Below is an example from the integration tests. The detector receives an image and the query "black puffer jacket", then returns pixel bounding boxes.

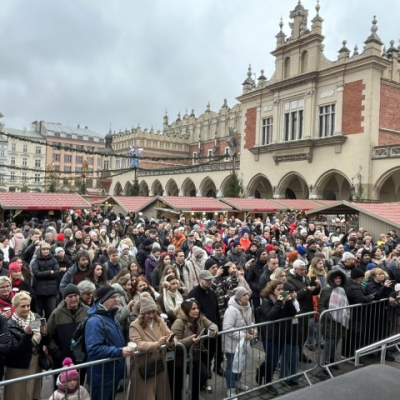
[31,254,60,296]
[6,314,50,369]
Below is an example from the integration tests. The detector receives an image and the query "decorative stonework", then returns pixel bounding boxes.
[273,152,313,166]
[320,89,335,98]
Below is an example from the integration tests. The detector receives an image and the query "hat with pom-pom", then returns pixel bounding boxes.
[59,357,79,383]
[139,291,157,314]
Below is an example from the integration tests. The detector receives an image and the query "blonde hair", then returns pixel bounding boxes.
[12,291,31,307]
[0,276,11,286]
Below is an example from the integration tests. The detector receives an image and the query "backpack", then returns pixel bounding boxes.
[70,314,107,364]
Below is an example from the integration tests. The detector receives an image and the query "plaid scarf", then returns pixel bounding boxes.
[328,286,350,329]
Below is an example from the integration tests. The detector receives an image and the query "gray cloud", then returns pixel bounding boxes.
[1,0,399,135]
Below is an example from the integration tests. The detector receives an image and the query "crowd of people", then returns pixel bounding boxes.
[0,209,398,400]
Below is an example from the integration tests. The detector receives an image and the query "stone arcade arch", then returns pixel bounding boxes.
[165,179,179,196]
[139,181,149,196]
[199,177,217,198]
[277,172,309,199]
[314,170,351,200]
[181,178,197,197]
[374,168,400,201]
[151,180,164,196]
[247,174,273,198]
[124,181,132,195]
[113,182,123,196]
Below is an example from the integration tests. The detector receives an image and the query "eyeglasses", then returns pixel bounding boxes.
[185,298,196,303]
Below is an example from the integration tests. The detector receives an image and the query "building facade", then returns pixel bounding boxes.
[107,1,400,202]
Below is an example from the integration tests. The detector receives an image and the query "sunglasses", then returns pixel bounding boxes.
[185,298,196,303]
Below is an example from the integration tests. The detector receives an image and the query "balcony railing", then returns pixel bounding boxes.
[372,145,400,159]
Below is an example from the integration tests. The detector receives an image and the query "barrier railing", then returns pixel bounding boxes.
[317,298,398,377]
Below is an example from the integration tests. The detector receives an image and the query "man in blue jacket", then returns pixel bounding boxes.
[85,285,134,400]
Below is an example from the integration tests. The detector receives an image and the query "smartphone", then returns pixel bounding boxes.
[30,320,41,330]
[310,277,316,286]
[40,318,46,327]
[168,333,176,342]
[281,291,289,298]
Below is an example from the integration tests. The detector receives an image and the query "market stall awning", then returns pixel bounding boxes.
[219,198,286,212]
[0,193,91,210]
[156,196,232,212]
[306,201,400,228]
[272,199,330,211]
[109,196,157,214]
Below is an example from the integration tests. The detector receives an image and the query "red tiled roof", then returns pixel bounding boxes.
[354,202,400,225]
[112,196,157,213]
[158,196,232,212]
[0,193,90,210]
[220,198,286,212]
[272,199,323,211]
[315,200,339,206]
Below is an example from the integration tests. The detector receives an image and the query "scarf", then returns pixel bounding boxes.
[12,311,42,346]
[12,279,23,288]
[163,289,183,314]
[328,286,350,329]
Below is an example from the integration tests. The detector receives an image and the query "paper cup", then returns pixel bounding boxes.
[128,342,137,351]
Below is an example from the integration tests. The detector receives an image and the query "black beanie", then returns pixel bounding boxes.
[95,285,118,304]
[143,238,154,247]
[361,249,371,257]
[63,284,80,299]
[256,247,266,260]
[205,258,218,270]
[350,268,365,280]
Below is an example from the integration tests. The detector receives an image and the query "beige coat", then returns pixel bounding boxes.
[129,318,174,400]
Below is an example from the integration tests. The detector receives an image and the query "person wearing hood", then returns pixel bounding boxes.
[145,245,161,283]
[129,291,176,400]
[86,285,134,400]
[223,287,256,400]
[186,246,207,273]
[136,238,154,270]
[171,298,218,400]
[30,242,60,319]
[318,270,349,368]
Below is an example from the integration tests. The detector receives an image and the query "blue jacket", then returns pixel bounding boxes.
[85,303,125,387]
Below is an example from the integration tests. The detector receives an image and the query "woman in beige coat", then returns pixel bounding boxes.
[129,292,176,400]
[171,299,218,400]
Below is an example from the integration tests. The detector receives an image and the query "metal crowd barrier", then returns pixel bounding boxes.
[0,342,187,400]
[317,298,398,377]
[192,311,319,400]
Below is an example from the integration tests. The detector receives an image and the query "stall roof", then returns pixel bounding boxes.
[156,196,232,212]
[109,196,157,213]
[272,199,328,211]
[219,198,286,212]
[306,201,400,229]
[0,193,91,210]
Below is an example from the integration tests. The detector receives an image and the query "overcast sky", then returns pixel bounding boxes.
[1,0,399,136]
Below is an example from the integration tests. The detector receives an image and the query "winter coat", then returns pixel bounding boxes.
[247,260,265,298]
[85,303,125,387]
[119,253,137,270]
[257,296,297,343]
[174,261,199,292]
[287,271,321,313]
[332,261,353,279]
[145,254,159,282]
[50,382,90,400]
[47,300,89,366]
[112,282,132,337]
[318,270,348,338]
[31,254,60,296]
[171,309,217,365]
[222,296,253,354]
[6,314,50,369]
[59,264,88,296]
[345,279,374,305]
[129,317,174,400]
[11,232,25,256]
[365,277,396,300]
[0,315,12,374]
[226,250,247,268]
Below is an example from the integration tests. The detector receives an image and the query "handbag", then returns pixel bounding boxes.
[38,347,53,371]
[138,359,165,379]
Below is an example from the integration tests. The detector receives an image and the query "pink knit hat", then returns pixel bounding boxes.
[59,357,79,383]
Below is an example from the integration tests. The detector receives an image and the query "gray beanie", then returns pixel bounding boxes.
[234,286,250,301]
[63,284,80,299]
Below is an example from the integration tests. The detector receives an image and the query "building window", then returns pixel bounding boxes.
[22,158,27,167]
[87,146,94,152]
[53,153,60,162]
[76,145,84,151]
[0,149,4,157]
[319,104,336,137]
[10,172,16,181]
[52,142,61,150]
[34,174,41,182]
[64,154,72,163]
[207,149,213,159]
[192,152,198,165]
[116,159,121,169]
[11,143,16,152]
[53,165,60,171]
[224,147,230,161]
[261,117,273,145]
[35,159,41,168]
[76,167,82,173]
[284,99,304,141]
[76,156,83,163]
[87,157,94,165]
[22,172,27,182]
[35,146,42,154]
[64,166,71,172]
[23,144,28,152]
[11,157,16,165]
[86,178,93,188]
[103,160,109,170]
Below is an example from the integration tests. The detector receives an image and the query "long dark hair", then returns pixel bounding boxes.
[260,279,283,298]
[180,298,201,321]
[86,263,107,284]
